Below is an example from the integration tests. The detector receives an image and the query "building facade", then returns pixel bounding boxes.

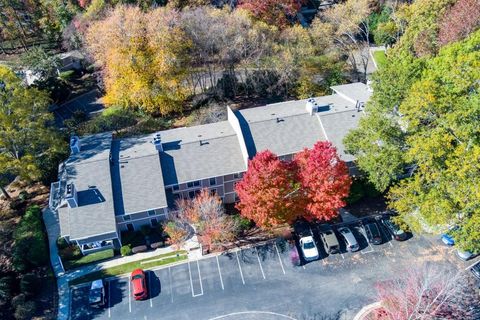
[50,82,371,254]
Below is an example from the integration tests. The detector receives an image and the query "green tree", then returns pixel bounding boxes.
[0,66,66,191]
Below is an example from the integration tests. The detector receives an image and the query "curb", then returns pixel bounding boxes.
[353,302,382,320]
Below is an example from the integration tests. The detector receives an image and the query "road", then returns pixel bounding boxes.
[70,222,478,320]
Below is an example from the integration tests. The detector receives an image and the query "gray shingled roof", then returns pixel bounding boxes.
[318,109,363,162]
[331,82,372,104]
[111,136,168,215]
[59,133,117,240]
[159,121,247,186]
[236,94,356,158]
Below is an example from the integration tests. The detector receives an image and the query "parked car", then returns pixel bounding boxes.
[364,222,382,245]
[320,230,340,254]
[299,236,319,261]
[89,280,106,308]
[470,263,480,280]
[456,249,478,261]
[337,227,359,252]
[382,219,407,241]
[441,226,459,246]
[131,269,148,300]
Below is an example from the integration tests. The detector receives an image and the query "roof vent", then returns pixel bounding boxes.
[70,136,80,154]
[152,133,163,152]
[306,98,316,115]
[355,100,364,112]
[65,183,78,208]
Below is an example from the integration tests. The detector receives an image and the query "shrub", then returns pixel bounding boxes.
[132,245,148,254]
[58,70,75,81]
[150,241,164,249]
[59,245,82,261]
[20,274,40,296]
[12,206,48,271]
[14,300,36,320]
[56,237,69,250]
[233,214,253,233]
[0,276,15,301]
[11,293,26,309]
[120,245,132,256]
[18,191,29,201]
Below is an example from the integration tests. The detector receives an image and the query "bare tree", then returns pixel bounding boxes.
[311,0,372,81]
[375,263,480,320]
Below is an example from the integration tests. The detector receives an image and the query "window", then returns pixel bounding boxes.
[151,219,158,227]
[123,215,131,221]
[148,210,156,216]
[173,185,179,191]
[210,188,217,196]
[233,173,241,179]
[209,177,216,186]
[189,191,195,199]
[187,181,200,188]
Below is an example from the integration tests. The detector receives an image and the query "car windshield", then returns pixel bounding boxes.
[304,241,315,249]
[134,291,144,296]
[132,274,143,280]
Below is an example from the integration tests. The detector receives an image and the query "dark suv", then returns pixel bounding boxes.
[364,221,382,245]
[382,219,407,241]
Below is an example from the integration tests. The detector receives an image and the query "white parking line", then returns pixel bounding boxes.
[216,256,225,290]
[196,260,204,296]
[274,243,286,275]
[108,281,111,317]
[188,261,204,297]
[302,265,306,270]
[361,244,375,254]
[168,267,173,303]
[379,224,394,247]
[255,248,266,279]
[128,277,132,313]
[236,251,246,285]
[149,273,152,308]
[340,253,345,259]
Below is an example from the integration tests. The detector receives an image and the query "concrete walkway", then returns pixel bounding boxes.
[43,206,202,320]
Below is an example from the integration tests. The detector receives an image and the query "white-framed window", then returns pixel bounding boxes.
[123,215,131,221]
[173,185,179,191]
[233,173,241,179]
[209,177,216,186]
[148,210,156,216]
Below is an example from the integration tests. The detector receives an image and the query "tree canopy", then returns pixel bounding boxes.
[344,0,480,251]
[0,66,65,183]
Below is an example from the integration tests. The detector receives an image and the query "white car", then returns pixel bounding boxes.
[337,227,359,252]
[299,236,319,261]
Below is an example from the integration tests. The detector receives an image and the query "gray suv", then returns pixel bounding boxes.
[320,230,340,254]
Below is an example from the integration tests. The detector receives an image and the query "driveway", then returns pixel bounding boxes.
[70,219,477,320]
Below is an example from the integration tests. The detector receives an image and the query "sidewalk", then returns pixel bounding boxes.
[43,206,202,320]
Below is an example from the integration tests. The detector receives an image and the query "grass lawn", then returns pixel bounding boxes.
[64,249,115,270]
[69,250,188,286]
[373,50,387,69]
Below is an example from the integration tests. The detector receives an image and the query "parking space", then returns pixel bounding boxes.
[71,221,464,320]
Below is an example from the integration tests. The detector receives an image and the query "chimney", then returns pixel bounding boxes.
[152,133,163,152]
[306,98,316,115]
[70,136,81,154]
[65,183,78,208]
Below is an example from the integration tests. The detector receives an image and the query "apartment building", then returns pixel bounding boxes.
[49,82,371,254]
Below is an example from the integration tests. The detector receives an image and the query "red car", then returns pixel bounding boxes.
[130,269,148,300]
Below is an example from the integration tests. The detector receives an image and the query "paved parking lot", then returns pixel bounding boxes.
[71,219,478,320]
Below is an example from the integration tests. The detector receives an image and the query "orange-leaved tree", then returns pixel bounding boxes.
[238,0,305,29]
[294,141,351,222]
[85,5,190,115]
[177,189,237,251]
[235,150,302,228]
[164,221,188,250]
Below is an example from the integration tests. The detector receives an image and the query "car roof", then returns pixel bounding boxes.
[90,280,104,289]
[132,277,144,293]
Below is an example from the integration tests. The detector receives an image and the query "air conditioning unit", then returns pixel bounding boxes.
[65,183,78,208]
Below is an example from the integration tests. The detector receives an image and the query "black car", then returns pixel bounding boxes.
[89,280,106,308]
[471,263,480,281]
[382,219,407,241]
[364,222,382,245]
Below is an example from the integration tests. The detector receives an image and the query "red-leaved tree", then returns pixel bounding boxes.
[235,151,301,228]
[438,0,480,46]
[238,0,305,29]
[294,141,351,222]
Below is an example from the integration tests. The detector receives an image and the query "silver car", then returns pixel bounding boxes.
[337,227,359,252]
